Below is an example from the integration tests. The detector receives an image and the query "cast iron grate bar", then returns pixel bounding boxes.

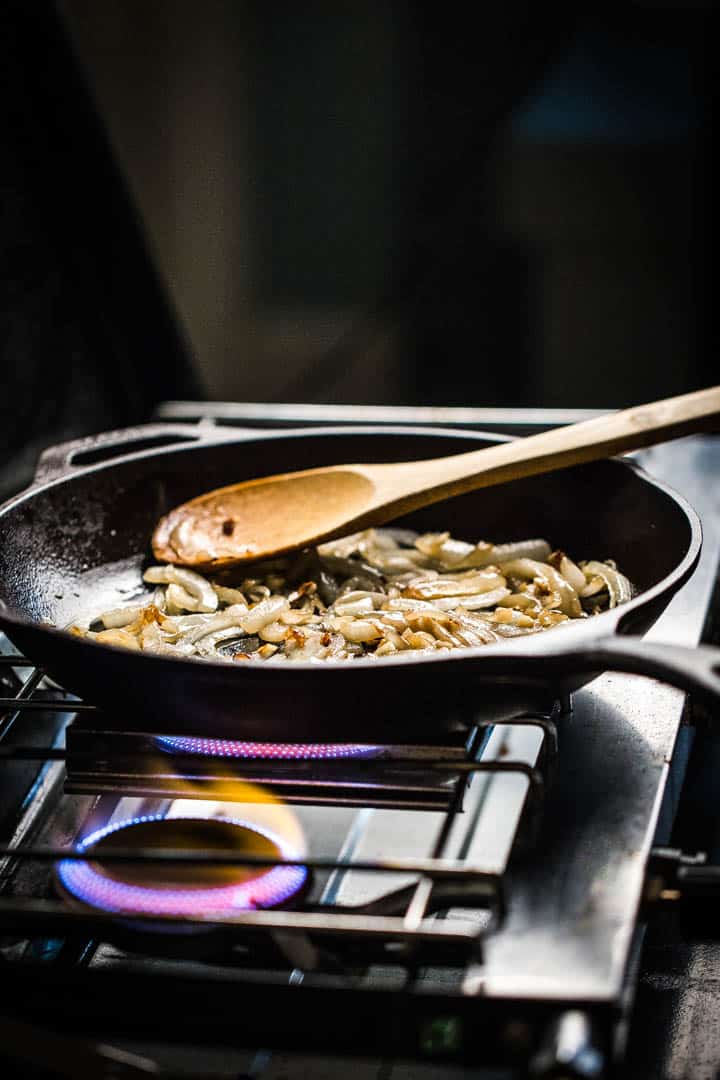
[0,744,543,783]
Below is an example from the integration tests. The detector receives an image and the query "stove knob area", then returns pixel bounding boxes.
[529,1010,605,1078]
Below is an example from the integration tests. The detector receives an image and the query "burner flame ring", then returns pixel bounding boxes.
[155,734,382,760]
[56,814,308,922]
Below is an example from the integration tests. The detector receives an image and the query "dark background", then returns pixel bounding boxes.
[0,1,715,492]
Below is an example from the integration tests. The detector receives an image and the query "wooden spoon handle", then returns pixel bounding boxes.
[371,385,720,508]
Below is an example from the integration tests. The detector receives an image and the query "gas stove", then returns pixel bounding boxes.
[1,403,719,1079]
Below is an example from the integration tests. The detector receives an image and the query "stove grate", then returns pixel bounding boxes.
[0,650,552,959]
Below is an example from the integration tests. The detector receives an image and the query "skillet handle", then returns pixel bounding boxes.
[555,636,720,711]
[33,421,254,483]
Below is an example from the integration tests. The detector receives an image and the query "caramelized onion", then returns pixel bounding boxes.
[69,529,632,663]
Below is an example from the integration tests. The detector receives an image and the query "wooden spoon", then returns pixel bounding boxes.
[153,385,720,569]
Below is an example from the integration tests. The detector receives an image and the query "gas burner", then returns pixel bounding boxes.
[155,734,383,760]
[56,815,308,922]
[65,722,473,808]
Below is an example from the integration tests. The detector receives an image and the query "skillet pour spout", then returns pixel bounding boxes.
[0,421,709,739]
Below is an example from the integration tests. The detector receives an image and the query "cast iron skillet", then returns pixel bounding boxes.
[0,423,718,742]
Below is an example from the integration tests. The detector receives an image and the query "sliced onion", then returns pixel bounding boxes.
[100,605,148,629]
[581,561,633,608]
[377,626,410,651]
[213,584,248,606]
[401,629,437,650]
[403,570,506,601]
[365,550,431,574]
[432,586,511,611]
[451,612,500,644]
[491,607,535,628]
[316,530,369,558]
[143,566,218,612]
[176,605,249,645]
[382,597,446,613]
[497,592,542,614]
[242,596,290,634]
[280,608,321,626]
[165,583,199,614]
[580,575,606,598]
[493,623,535,638]
[94,628,141,650]
[139,621,195,656]
[537,610,571,628]
[329,617,383,643]
[550,552,587,593]
[377,527,419,548]
[333,591,378,617]
[258,620,290,643]
[500,558,581,618]
[457,627,497,647]
[459,538,551,568]
[285,630,327,660]
[257,643,279,659]
[414,532,476,566]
